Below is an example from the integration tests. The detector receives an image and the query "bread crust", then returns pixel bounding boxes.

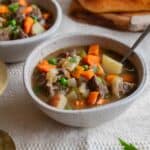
[78,0,150,13]
[69,0,150,32]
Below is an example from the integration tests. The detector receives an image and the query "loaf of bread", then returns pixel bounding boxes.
[78,0,150,13]
[69,0,150,32]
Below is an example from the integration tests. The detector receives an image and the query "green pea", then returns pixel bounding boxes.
[59,77,68,86]
[48,58,57,65]
[8,19,16,26]
[7,19,17,31]
[8,3,19,12]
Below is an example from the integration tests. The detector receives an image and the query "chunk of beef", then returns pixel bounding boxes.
[87,76,109,98]
[0,17,6,27]
[58,68,71,78]
[58,52,70,58]
[15,6,25,23]
[119,82,135,95]
[18,28,28,38]
[0,27,11,41]
[35,72,50,96]
[36,72,47,87]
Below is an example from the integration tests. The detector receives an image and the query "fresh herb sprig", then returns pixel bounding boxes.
[119,138,138,150]
[8,3,19,13]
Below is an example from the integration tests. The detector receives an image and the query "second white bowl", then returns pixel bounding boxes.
[0,0,62,63]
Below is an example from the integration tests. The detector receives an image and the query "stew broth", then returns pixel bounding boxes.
[32,44,138,110]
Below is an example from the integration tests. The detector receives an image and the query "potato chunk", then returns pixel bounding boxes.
[32,22,45,35]
[102,54,123,74]
[49,94,67,109]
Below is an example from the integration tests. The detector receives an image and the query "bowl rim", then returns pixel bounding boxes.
[0,0,62,45]
[24,33,148,114]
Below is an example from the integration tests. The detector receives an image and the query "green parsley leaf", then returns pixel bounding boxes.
[8,19,16,26]
[8,3,19,13]
[119,138,138,150]
[32,16,38,22]
[7,19,17,31]
[48,58,57,65]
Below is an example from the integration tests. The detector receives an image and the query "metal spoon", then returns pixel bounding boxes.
[121,24,150,63]
[0,130,16,150]
[0,60,8,96]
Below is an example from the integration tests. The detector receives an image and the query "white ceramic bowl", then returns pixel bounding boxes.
[24,33,147,127]
[0,0,62,63]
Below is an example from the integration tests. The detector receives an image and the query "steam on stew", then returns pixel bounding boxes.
[32,44,138,110]
[0,0,53,40]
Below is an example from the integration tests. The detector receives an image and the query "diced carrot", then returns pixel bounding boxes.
[81,70,94,80]
[83,55,100,66]
[106,74,118,84]
[43,13,50,20]
[37,60,56,72]
[87,91,99,105]
[19,0,28,6]
[0,5,9,14]
[97,64,105,76]
[23,6,33,15]
[121,73,136,83]
[88,44,99,56]
[49,94,60,107]
[72,66,84,79]
[91,64,105,76]
[96,98,110,105]
[75,100,80,107]
[23,16,34,34]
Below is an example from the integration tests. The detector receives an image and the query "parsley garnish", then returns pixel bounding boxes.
[48,58,57,65]
[8,3,19,13]
[119,138,138,150]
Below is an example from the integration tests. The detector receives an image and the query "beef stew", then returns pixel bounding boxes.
[0,0,53,40]
[32,44,138,110]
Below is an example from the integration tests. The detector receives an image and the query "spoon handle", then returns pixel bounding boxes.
[121,24,150,63]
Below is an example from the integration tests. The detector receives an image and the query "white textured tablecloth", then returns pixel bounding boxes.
[0,0,150,149]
